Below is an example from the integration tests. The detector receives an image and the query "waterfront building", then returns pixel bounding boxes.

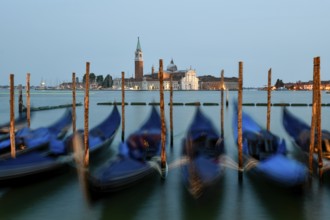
[181,69,199,90]
[199,75,238,90]
[113,38,237,90]
[142,59,199,90]
[284,80,330,90]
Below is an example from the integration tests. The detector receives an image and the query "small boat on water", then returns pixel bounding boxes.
[233,104,308,188]
[0,109,72,158]
[0,106,121,185]
[88,106,163,193]
[181,107,225,198]
[282,107,330,177]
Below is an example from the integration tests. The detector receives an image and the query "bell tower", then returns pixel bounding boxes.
[135,37,144,80]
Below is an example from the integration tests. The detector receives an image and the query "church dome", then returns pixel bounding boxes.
[166,59,178,72]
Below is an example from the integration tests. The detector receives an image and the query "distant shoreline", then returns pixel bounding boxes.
[0,86,330,92]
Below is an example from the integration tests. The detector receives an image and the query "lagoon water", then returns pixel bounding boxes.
[1,89,330,220]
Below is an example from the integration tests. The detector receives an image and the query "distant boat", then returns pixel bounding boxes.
[35,80,47,90]
[276,87,288,91]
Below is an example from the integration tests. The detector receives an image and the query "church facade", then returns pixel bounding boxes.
[112,38,237,90]
[113,38,199,90]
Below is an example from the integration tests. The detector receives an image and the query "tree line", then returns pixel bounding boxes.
[82,73,113,88]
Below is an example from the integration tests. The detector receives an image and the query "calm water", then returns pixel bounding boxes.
[1,89,330,220]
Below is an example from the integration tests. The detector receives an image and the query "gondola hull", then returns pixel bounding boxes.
[246,154,307,187]
[64,105,121,158]
[0,106,121,185]
[181,107,225,198]
[181,155,224,195]
[233,104,308,188]
[89,156,158,193]
[0,108,73,157]
[0,112,29,134]
[0,152,73,185]
[88,106,162,193]
[282,107,330,178]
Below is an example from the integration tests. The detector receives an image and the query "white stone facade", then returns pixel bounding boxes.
[181,69,199,90]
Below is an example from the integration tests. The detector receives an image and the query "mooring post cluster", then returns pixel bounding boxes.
[4,56,327,187]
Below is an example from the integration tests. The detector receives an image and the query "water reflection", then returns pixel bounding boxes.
[99,175,159,220]
[248,173,306,220]
[0,169,76,219]
[180,173,225,220]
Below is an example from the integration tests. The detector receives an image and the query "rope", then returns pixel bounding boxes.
[148,157,162,174]
[244,158,259,171]
[149,154,260,173]
[148,156,169,177]
[168,156,189,169]
[219,155,239,170]
[219,154,260,171]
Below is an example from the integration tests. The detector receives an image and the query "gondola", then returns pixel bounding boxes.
[0,106,121,185]
[88,106,163,193]
[0,109,72,158]
[282,107,330,177]
[181,107,225,198]
[0,112,30,135]
[233,104,308,188]
[63,105,121,158]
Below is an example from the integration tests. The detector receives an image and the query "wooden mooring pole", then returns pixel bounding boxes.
[170,75,173,148]
[72,68,90,203]
[315,57,323,179]
[121,71,125,142]
[72,72,77,133]
[220,69,224,138]
[159,59,167,178]
[309,92,316,176]
[18,84,23,115]
[10,74,16,158]
[238,62,243,181]
[226,89,229,107]
[26,73,31,128]
[84,62,90,168]
[267,68,272,131]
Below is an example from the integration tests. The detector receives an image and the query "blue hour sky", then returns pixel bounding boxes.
[1,0,329,87]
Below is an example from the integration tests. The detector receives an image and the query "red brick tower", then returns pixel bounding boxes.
[135,37,144,80]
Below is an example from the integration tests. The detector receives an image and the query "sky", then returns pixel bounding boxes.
[1,0,329,87]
